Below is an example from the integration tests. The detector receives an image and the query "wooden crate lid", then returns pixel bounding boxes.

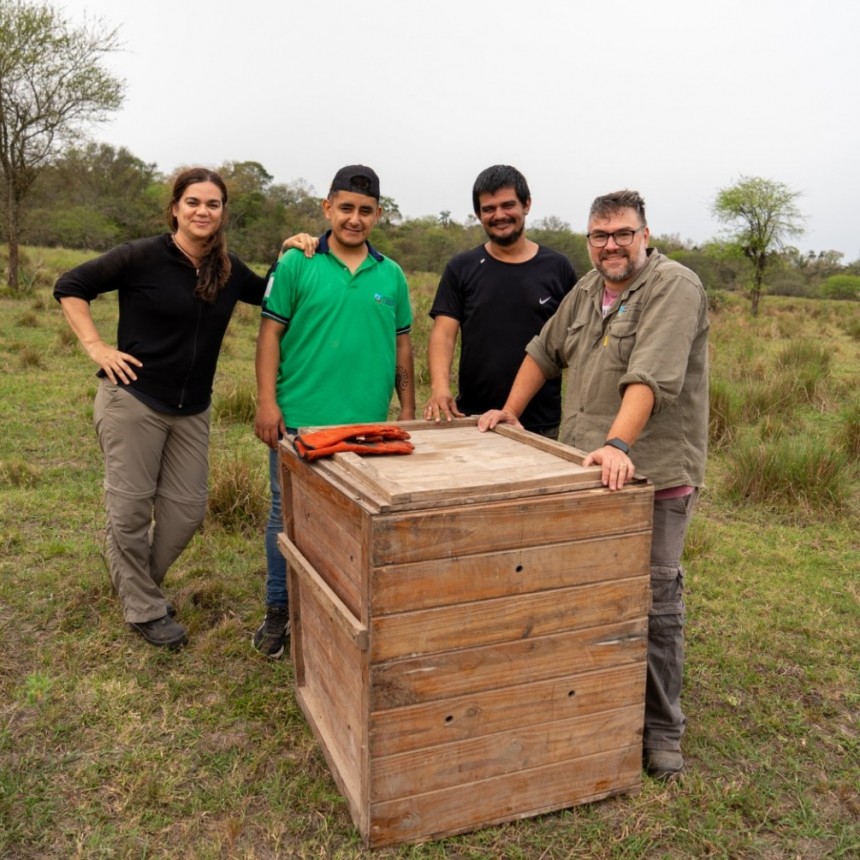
[292,420,609,510]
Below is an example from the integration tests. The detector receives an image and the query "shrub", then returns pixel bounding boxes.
[819,274,860,301]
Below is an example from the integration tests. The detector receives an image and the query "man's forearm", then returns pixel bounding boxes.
[501,355,548,417]
[255,320,284,406]
[395,335,416,417]
[605,383,655,446]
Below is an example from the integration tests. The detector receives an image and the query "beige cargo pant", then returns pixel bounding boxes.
[93,381,210,624]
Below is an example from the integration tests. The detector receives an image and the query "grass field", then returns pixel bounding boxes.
[1,247,858,859]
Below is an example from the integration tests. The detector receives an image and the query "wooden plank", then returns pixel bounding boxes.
[370,619,647,709]
[369,663,645,757]
[279,534,368,651]
[291,478,364,618]
[371,703,643,802]
[366,745,642,848]
[370,484,654,566]
[292,576,366,810]
[370,576,650,661]
[371,531,652,614]
[295,682,368,836]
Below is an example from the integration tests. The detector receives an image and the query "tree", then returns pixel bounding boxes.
[25,142,162,248]
[0,0,123,289]
[712,176,805,315]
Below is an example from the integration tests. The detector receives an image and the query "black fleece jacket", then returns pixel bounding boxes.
[54,234,266,412]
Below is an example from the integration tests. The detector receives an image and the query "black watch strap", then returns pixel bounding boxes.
[604,437,630,455]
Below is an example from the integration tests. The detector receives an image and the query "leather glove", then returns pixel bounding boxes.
[293,424,413,461]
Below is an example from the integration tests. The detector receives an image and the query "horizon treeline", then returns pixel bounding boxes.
[15,142,860,300]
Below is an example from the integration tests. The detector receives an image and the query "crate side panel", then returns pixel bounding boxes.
[371,620,647,709]
[292,573,366,814]
[366,745,642,848]
[371,531,651,614]
[291,477,364,619]
[370,576,650,661]
[369,663,645,757]
[370,485,654,566]
[371,703,643,802]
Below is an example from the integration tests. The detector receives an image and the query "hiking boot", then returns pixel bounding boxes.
[644,749,684,780]
[130,614,187,648]
[252,606,290,658]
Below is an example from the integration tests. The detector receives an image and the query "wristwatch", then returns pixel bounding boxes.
[604,437,630,455]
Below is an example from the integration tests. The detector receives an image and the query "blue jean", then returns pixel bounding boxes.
[265,446,288,609]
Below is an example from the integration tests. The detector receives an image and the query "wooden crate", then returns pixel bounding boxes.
[277,420,653,848]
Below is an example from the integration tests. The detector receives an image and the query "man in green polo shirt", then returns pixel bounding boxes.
[252,165,415,657]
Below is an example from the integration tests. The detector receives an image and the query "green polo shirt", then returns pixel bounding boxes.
[262,234,412,428]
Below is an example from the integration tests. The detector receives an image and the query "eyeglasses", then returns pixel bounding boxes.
[586,226,644,248]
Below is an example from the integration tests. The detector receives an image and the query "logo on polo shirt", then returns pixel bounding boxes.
[374,293,395,306]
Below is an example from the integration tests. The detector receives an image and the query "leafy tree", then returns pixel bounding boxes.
[819,274,860,301]
[378,195,402,226]
[712,176,805,315]
[0,0,124,289]
[25,141,162,248]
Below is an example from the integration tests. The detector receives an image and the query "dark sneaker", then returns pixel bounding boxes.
[130,615,187,648]
[252,606,290,658]
[644,749,684,780]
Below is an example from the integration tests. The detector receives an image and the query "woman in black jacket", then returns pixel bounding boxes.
[55,167,284,648]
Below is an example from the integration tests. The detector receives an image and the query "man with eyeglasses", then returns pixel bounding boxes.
[479,189,709,780]
[424,164,577,437]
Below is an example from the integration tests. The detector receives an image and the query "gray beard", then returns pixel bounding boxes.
[596,253,635,282]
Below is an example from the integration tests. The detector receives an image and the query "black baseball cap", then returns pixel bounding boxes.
[329,165,380,201]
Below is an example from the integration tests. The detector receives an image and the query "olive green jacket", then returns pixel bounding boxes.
[525,249,709,491]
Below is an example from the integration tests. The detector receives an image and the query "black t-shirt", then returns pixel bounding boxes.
[430,244,576,431]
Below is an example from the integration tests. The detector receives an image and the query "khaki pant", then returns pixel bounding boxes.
[644,489,698,753]
[93,381,210,623]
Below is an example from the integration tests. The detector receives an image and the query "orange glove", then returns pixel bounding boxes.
[294,437,414,461]
[293,424,413,461]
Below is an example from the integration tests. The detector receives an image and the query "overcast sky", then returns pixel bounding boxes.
[58,0,860,261]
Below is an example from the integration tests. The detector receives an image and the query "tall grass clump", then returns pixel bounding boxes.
[708,376,741,448]
[721,432,851,517]
[17,345,45,369]
[0,458,40,488]
[774,339,832,405]
[214,384,257,424]
[206,452,268,534]
[834,399,860,460]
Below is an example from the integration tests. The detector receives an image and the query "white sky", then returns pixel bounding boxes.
[58,0,860,261]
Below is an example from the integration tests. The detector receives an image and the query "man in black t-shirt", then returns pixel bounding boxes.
[424,165,576,436]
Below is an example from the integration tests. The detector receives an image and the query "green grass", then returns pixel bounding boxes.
[1,250,858,858]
